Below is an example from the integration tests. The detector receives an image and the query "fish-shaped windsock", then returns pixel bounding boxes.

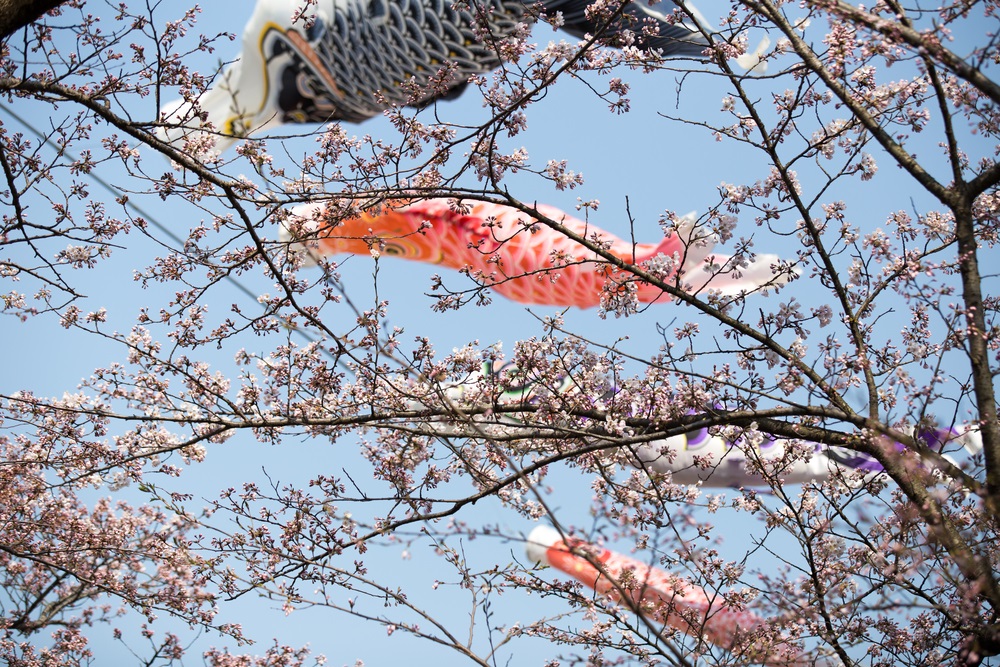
[401,361,985,487]
[284,199,791,307]
[630,422,984,487]
[158,0,710,151]
[525,526,809,665]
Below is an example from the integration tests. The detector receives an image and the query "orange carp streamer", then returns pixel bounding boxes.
[526,526,813,666]
[286,199,793,308]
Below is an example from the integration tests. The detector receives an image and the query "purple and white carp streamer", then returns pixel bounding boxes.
[403,360,983,488]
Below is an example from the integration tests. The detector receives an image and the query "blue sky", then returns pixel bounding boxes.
[2,1,993,665]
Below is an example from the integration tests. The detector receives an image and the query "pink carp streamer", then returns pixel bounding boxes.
[526,526,813,666]
[286,199,792,308]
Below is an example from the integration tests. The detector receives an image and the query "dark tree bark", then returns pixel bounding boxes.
[0,0,68,40]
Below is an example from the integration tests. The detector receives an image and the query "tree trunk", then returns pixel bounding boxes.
[0,0,68,40]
